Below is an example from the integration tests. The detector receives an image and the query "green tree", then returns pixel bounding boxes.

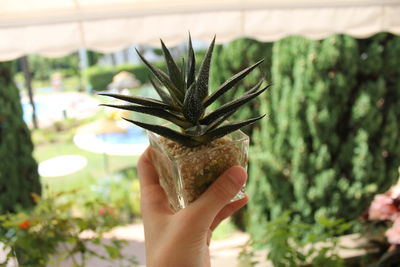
[247,33,400,240]
[0,61,41,214]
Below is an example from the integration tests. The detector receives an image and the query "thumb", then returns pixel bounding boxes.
[185,166,247,228]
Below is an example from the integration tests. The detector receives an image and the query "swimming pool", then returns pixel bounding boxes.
[74,124,149,156]
[21,101,66,124]
[96,127,148,145]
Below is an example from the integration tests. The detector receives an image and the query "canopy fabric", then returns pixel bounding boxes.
[0,0,399,60]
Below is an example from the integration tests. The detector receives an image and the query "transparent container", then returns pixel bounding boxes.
[148,129,249,211]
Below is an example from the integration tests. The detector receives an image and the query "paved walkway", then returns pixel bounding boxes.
[1,224,252,266]
[86,226,371,267]
[66,224,251,267]
[0,224,372,267]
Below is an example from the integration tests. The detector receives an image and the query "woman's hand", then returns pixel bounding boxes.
[137,147,248,267]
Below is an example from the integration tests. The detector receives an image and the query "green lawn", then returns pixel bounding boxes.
[34,140,139,193]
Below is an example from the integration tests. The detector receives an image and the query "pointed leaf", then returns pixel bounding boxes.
[186,33,196,88]
[101,104,192,128]
[183,124,208,137]
[123,118,201,147]
[196,35,216,101]
[160,39,184,91]
[206,110,236,133]
[246,80,265,95]
[149,76,175,107]
[201,115,265,143]
[136,48,183,102]
[203,60,264,107]
[200,87,268,125]
[183,83,204,124]
[181,58,186,90]
[98,93,178,111]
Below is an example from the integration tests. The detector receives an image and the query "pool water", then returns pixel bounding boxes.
[96,127,148,145]
[21,101,65,124]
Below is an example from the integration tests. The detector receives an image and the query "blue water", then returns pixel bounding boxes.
[21,101,64,124]
[22,101,44,124]
[96,127,148,145]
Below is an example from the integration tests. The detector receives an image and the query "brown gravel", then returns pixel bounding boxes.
[151,136,245,210]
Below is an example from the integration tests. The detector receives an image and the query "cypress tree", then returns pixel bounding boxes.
[0,61,41,213]
[247,33,400,239]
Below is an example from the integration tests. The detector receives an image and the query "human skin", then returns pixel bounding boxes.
[137,147,248,267]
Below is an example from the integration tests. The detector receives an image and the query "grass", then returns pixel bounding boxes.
[34,140,139,193]
[31,110,140,194]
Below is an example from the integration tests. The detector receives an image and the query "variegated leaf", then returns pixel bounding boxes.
[160,39,185,91]
[123,118,201,147]
[196,35,215,101]
[149,76,176,107]
[181,58,186,90]
[136,48,184,102]
[101,104,192,128]
[186,33,196,89]
[98,93,178,111]
[206,110,236,133]
[200,115,265,143]
[200,87,268,125]
[182,83,204,124]
[203,59,264,107]
[246,80,265,95]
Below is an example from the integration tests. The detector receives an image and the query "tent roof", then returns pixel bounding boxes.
[0,0,399,60]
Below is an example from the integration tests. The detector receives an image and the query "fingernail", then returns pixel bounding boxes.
[225,166,247,187]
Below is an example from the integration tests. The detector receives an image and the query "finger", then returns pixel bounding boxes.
[206,229,212,246]
[185,166,247,229]
[137,147,159,188]
[137,147,172,214]
[210,194,248,231]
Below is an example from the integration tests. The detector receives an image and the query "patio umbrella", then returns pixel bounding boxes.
[76,118,127,174]
[76,118,127,135]
[0,0,399,61]
[107,71,140,91]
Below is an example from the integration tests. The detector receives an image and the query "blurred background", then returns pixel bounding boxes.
[1,0,400,266]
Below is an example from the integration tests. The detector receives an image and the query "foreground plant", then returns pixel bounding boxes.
[0,192,138,267]
[362,178,400,266]
[239,211,352,267]
[101,35,268,210]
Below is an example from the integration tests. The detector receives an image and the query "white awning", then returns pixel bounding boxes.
[0,0,399,60]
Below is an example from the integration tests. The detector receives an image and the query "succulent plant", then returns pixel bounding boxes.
[100,35,269,147]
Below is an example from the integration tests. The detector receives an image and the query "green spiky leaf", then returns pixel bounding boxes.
[186,34,196,89]
[203,59,264,107]
[123,118,201,147]
[200,115,265,143]
[206,110,235,133]
[101,104,192,128]
[196,35,215,102]
[101,35,269,148]
[136,48,183,102]
[160,39,184,91]
[182,83,204,124]
[200,87,268,125]
[246,80,265,95]
[98,93,178,111]
[184,124,208,137]
[181,58,186,90]
[149,77,175,107]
